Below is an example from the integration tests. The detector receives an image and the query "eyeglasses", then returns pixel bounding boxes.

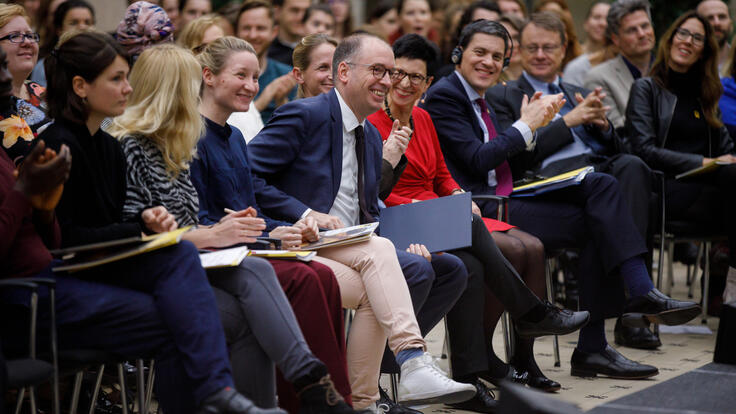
[346,62,400,81]
[520,44,561,55]
[0,32,40,44]
[674,28,705,47]
[392,69,428,86]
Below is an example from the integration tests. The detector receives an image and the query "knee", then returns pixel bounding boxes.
[587,172,620,192]
[401,252,435,286]
[308,261,341,291]
[501,236,526,266]
[524,235,546,262]
[434,253,468,286]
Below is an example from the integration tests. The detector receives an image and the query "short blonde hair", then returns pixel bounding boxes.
[0,4,30,29]
[197,35,255,75]
[177,14,230,51]
[108,44,204,178]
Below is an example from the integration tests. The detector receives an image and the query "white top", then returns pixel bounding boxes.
[227,105,264,143]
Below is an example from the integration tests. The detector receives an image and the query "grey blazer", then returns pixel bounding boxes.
[583,55,634,130]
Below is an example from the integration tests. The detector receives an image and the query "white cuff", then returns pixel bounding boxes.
[512,120,536,150]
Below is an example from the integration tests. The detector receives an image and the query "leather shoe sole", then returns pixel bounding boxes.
[621,305,701,328]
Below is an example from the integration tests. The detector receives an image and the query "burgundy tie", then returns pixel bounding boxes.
[475,98,513,196]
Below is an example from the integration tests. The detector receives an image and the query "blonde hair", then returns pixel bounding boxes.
[197,35,255,75]
[0,4,30,28]
[177,14,229,51]
[293,33,337,98]
[108,44,204,178]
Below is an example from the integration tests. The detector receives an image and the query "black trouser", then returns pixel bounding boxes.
[666,164,736,267]
[445,214,540,378]
[0,343,5,414]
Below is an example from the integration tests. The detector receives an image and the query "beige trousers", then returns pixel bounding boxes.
[313,235,424,408]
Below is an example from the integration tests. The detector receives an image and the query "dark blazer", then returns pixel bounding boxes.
[487,75,621,178]
[247,89,383,223]
[418,72,527,198]
[626,77,735,175]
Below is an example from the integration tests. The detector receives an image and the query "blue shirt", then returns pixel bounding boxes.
[189,117,291,232]
[257,58,298,124]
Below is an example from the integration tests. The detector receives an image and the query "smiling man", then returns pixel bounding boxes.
[697,0,733,70]
[424,18,701,381]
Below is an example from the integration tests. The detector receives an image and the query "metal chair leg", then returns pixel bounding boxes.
[118,363,129,414]
[689,244,704,299]
[702,242,711,324]
[137,359,146,414]
[666,241,675,296]
[545,259,560,367]
[389,373,400,402]
[69,371,84,414]
[14,387,25,414]
[443,318,453,376]
[501,312,515,363]
[145,360,155,414]
[88,365,106,414]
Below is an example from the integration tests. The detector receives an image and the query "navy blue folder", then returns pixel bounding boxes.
[378,192,473,253]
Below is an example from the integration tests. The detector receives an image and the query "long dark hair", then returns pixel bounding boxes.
[649,10,722,128]
[39,0,95,59]
[44,31,128,124]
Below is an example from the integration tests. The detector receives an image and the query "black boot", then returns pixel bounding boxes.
[613,317,661,349]
[296,367,368,414]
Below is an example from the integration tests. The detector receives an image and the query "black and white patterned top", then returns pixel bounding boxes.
[121,135,200,226]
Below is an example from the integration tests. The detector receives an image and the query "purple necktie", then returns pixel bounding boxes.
[476,98,513,196]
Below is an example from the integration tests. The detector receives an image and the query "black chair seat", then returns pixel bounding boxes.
[56,349,119,374]
[664,220,725,239]
[7,358,54,388]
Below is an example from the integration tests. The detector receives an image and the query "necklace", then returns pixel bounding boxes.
[383,96,414,134]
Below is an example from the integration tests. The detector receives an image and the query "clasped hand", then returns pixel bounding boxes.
[562,87,610,130]
[519,91,565,132]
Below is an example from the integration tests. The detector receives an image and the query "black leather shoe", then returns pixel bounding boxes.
[479,366,528,387]
[622,288,701,328]
[446,380,498,413]
[526,373,561,393]
[614,317,661,349]
[515,301,590,337]
[197,387,287,414]
[570,345,658,379]
[377,387,422,413]
[298,375,366,413]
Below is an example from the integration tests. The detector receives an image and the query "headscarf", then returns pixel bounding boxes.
[115,1,173,59]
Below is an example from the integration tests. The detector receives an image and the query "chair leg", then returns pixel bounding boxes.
[545,259,560,368]
[69,370,84,414]
[443,318,452,376]
[689,244,704,299]
[145,360,155,414]
[88,365,106,414]
[666,241,675,296]
[501,312,514,363]
[702,242,711,324]
[14,387,25,414]
[389,373,400,402]
[118,363,129,414]
[137,359,146,414]
[29,386,37,414]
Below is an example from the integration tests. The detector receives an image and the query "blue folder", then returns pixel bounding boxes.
[378,192,473,253]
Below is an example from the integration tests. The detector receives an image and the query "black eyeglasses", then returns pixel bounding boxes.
[392,69,429,86]
[674,28,705,46]
[0,32,40,44]
[521,43,562,54]
[346,62,400,81]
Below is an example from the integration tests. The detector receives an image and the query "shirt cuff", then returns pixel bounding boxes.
[512,120,536,150]
[300,208,312,220]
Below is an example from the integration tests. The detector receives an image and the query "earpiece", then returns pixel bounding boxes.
[451,46,463,64]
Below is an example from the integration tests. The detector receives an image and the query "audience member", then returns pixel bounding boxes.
[7,0,40,29]
[161,0,180,31]
[562,1,610,86]
[33,1,94,87]
[389,0,437,45]
[365,0,398,41]
[585,0,655,132]
[236,0,297,124]
[438,3,464,64]
[720,45,736,137]
[267,0,310,66]
[35,0,65,52]
[115,1,174,63]
[325,0,351,40]
[178,0,211,31]
[697,0,732,72]
[200,34,477,411]
[176,12,226,50]
[19,32,279,414]
[625,10,736,304]
[498,14,523,82]
[534,0,572,21]
[292,33,336,98]
[422,19,700,381]
[303,4,335,37]
[367,34,589,405]
[109,42,355,414]
[0,4,50,165]
[498,0,526,19]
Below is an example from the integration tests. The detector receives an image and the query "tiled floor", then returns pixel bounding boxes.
[382,259,721,412]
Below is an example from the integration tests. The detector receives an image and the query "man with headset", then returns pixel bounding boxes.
[421,18,700,383]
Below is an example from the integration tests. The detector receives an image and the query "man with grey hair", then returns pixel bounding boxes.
[697,0,733,71]
[584,0,655,132]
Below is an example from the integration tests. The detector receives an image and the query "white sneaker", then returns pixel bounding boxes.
[364,402,388,414]
[397,352,476,405]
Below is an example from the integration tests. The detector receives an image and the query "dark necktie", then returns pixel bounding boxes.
[548,83,573,115]
[475,98,513,196]
[354,125,372,223]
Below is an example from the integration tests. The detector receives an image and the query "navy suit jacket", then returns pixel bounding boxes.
[248,89,382,223]
[487,75,622,178]
[419,72,527,198]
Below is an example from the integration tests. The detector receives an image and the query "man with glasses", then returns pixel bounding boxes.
[425,17,700,380]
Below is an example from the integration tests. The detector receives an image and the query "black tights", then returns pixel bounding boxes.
[484,228,548,378]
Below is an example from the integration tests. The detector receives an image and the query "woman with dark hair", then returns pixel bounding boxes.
[626,10,736,303]
[367,34,590,401]
[34,30,283,414]
[389,0,438,45]
[325,0,351,40]
[562,1,610,86]
[366,0,398,41]
[302,4,335,37]
[178,0,212,32]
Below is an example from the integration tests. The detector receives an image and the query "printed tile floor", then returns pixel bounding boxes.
[381,259,721,413]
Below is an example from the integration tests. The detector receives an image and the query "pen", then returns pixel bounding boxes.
[224,208,237,214]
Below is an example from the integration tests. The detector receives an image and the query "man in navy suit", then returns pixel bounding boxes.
[487,11,659,350]
[421,18,700,380]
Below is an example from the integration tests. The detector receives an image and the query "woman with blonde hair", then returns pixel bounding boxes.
[177,13,229,52]
[291,33,337,99]
[111,42,358,414]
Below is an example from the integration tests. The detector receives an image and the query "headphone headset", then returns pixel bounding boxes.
[451,20,513,70]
